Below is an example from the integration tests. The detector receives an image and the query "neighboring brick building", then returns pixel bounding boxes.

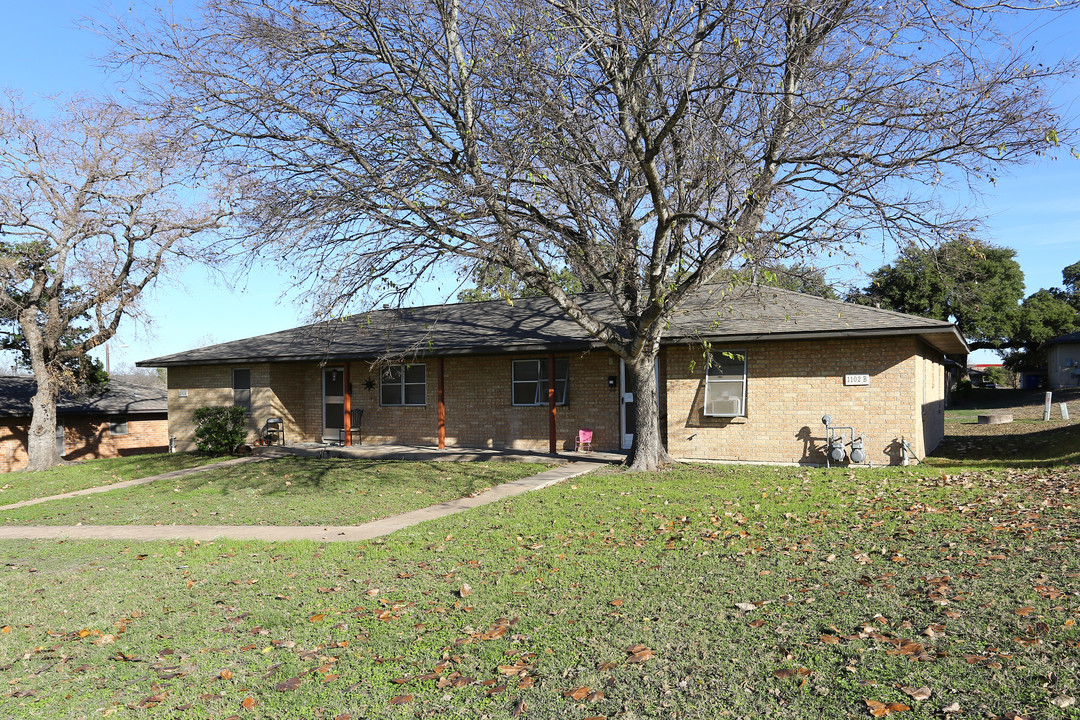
[139,286,967,466]
[0,378,169,473]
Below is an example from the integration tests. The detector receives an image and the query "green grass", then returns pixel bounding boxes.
[2,462,1077,719]
[1,458,553,526]
[0,452,227,506]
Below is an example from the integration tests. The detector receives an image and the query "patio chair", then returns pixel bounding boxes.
[575,428,593,453]
[350,408,364,445]
[263,417,285,446]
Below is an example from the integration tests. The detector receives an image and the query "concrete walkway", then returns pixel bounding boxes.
[0,461,605,543]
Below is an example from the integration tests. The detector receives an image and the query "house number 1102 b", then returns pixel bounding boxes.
[844,374,870,386]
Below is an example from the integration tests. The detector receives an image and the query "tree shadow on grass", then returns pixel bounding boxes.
[928,422,1080,469]
[174,458,508,500]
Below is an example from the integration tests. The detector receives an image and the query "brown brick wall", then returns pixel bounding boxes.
[0,413,169,473]
[168,354,624,453]
[664,337,939,465]
[165,336,946,465]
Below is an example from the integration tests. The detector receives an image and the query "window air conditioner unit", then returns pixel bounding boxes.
[707,398,741,416]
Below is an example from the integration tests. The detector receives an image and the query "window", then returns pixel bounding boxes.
[381,364,426,406]
[513,358,569,406]
[109,417,129,436]
[233,369,251,413]
[704,351,746,417]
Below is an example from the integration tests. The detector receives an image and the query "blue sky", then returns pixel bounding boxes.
[2,1,1078,369]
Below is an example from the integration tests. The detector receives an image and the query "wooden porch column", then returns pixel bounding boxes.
[437,357,446,450]
[548,352,557,454]
[343,362,352,446]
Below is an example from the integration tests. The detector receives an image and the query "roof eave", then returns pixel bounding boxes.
[664,324,969,356]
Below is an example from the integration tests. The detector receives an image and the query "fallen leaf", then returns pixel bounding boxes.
[459,583,473,598]
[735,602,757,612]
[1050,695,1076,709]
[610,599,623,607]
[241,696,257,710]
[774,669,796,680]
[389,694,412,705]
[901,686,931,701]
[309,614,325,622]
[626,648,654,663]
[275,677,302,691]
[219,669,233,680]
[941,702,961,714]
[512,698,527,716]
[564,686,590,700]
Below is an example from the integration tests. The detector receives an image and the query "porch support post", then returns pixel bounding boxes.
[548,352,557,454]
[343,362,352,446]
[437,357,446,450]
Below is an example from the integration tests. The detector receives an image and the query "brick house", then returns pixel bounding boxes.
[0,377,169,472]
[138,286,967,466]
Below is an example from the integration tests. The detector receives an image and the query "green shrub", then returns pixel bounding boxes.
[192,406,247,454]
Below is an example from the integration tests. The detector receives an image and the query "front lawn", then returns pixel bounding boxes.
[1,458,554,526]
[2,462,1077,719]
[0,452,227,506]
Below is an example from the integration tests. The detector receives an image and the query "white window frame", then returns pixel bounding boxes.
[512,358,569,406]
[381,363,427,406]
[232,368,252,413]
[704,350,746,418]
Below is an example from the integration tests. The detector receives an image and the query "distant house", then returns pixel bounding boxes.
[0,377,169,472]
[138,286,967,466]
[1046,331,1080,390]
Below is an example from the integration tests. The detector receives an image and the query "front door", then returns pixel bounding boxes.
[323,367,345,442]
[620,359,636,450]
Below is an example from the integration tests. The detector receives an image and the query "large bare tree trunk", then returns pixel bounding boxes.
[625,350,674,472]
[26,382,61,471]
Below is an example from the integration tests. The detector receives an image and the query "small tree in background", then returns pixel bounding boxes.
[851,238,1025,350]
[192,406,247,455]
[0,95,229,470]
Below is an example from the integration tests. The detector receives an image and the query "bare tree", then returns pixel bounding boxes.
[0,95,228,470]
[108,0,1073,470]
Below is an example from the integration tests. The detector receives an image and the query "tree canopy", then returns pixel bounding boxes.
[108,0,1076,469]
[851,238,1026,350]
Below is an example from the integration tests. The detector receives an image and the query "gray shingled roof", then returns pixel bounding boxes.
[0,377,168,418]
[1046,331,1080,345]
[138,285,967,368]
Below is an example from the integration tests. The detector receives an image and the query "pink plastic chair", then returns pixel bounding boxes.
[575,429,593,453]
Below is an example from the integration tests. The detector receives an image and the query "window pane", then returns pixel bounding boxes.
[708,352,745,376]
[554,358,569,381]
[404,364,425,383]
[234,388,251,412]
[404,383,426,405]
[109,417,129,435]
[513,360,539,382]
[555,379,568,404]
[381,384,401,405]
[513,382,538,405]
[382,366,402,383]
[233,369,251,390]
